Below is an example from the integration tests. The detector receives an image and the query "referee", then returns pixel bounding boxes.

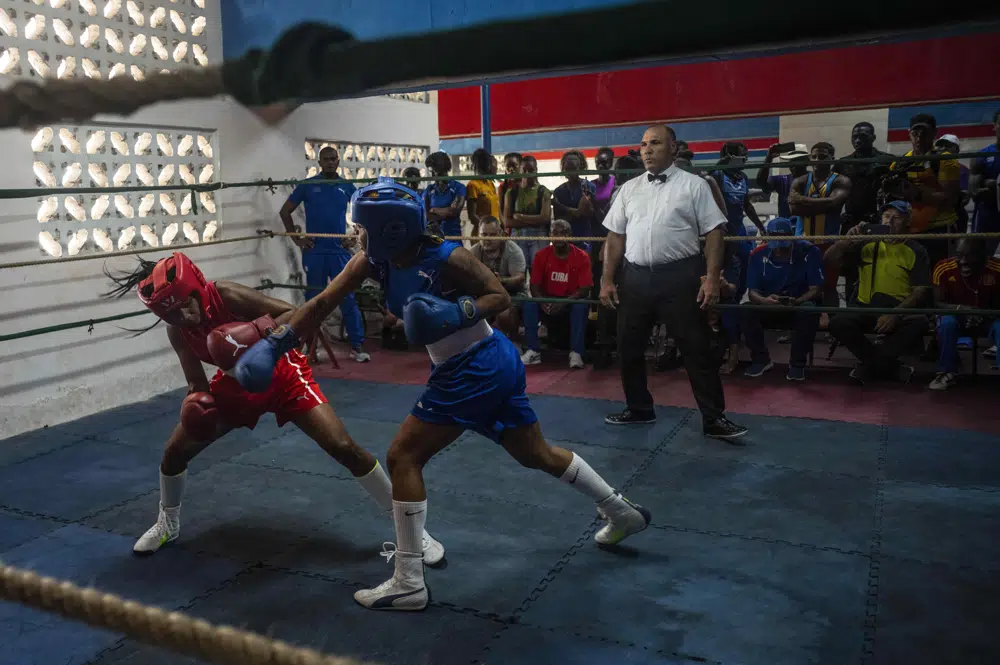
[600,125,748,441]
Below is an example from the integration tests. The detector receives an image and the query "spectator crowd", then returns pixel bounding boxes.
[289,110,1000,395]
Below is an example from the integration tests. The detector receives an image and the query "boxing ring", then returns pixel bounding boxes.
[3,2,1000,664]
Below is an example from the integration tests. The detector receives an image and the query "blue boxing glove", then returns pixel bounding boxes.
[403,293,481,346]
[232,324,301,393]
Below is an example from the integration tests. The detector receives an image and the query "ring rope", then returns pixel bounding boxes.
[0,232,273,271]
[0,5,992,128]
[0,284,277,342]
[5,278,999,344]
[2,230,996,272]
[2,153,992,201]
[279,231,1000,243]
[0,560,373,665]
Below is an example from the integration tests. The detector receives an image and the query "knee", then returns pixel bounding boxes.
[827,314,852,336]
[496,307,518,330]
[795,301,818,321]
[386,440,429,474]
[938,315,959,333]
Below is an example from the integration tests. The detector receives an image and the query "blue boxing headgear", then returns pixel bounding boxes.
[351,176,426,261]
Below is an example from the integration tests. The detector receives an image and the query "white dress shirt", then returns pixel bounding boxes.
[603,166,727,266]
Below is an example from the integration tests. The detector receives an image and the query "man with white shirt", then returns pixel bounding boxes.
[600,124,748,441]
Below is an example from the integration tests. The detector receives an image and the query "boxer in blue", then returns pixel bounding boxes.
[234,177,651,612]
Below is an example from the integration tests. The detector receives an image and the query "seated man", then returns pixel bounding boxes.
[929,238,1000,390]
[470,215,528,339]
[825,201,932,384]
[742,218,824,381]
[521,219,592,369]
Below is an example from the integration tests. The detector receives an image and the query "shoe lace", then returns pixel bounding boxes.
[379,542,398,564]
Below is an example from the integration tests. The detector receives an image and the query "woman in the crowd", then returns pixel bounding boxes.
[465,147,500,239]
[497,152,523,224]
[503,155,553,270]
[552,150,597,248]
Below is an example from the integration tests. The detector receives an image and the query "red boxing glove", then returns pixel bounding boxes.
[206,315,277,371]
[180,392,219,442]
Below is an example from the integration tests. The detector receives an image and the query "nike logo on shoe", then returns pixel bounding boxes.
[405,510,424,516]
[371,587,426,609]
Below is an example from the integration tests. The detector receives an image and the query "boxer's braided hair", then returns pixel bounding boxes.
[102,257,163,336]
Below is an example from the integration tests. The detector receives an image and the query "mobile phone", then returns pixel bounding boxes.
[864,224,891,235]
[777,295,794,305]
[773,142,796,154]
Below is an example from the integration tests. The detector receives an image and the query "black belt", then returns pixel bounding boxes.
[624,254,702,274]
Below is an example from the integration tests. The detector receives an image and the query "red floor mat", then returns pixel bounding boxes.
[312,345,1000,433]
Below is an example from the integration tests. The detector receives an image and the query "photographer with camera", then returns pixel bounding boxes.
[741,218,824,381]
[825,201,932,385]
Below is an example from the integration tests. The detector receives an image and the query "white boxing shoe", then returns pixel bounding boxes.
[354,544,428,611]
[422,530,445,566]
[595,494,651,546]
[133,503,180,555]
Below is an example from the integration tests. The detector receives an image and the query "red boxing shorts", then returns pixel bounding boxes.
[208,350,326,429]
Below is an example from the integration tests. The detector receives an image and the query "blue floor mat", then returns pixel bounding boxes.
[1,379,997,665]
[0,524,242,665]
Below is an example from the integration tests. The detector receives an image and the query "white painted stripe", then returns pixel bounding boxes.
[283,352,322,405]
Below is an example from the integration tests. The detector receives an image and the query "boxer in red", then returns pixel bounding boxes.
[103,252,444,563]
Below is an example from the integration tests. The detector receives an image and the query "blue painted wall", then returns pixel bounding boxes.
[221,0,644,59]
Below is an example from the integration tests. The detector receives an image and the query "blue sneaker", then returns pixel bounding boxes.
[744,361,774,378]
[786,365,806,381]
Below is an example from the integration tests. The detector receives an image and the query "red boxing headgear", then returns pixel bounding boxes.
[137,252,210,318]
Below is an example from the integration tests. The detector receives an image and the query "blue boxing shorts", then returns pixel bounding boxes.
[411,330,538,442]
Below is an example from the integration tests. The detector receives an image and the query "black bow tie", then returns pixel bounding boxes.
[647,173,667,183]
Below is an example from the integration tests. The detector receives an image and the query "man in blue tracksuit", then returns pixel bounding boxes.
[280,146,370,362]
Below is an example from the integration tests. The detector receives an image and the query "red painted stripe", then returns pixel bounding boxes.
[439,33,1000,136]
[886,125,997,143]
[526,138,778,160]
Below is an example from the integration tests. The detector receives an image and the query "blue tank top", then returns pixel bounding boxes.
[714,170,748,236]
[795,172,842,237]
[368,237,462,318]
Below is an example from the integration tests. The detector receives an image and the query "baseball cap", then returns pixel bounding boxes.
[880,200,912,216]
[909,113,937,131]
[779,143,809,162]
[935,134,960,149]
[766,218,794,235]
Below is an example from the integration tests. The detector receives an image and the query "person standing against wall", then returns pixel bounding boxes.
[600,125,748,441]
[423,151,467,240]
[503,155,552,269]
[465,148,500,239]
[280,146,370,363]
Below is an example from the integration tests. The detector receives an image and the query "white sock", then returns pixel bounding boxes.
[160,469,187,509]
[356,461,394,513]
[391,500,426,556]
[559,453,616,503]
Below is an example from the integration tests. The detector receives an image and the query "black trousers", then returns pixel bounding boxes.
[828,310,928,377]
[617,256,726,422]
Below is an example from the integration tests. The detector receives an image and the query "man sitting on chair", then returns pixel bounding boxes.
[928,237,1000,390]
[521,219,593,369]
[742,218,824,381]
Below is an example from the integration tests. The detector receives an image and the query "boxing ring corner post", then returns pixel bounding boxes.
[480,84,492,154]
